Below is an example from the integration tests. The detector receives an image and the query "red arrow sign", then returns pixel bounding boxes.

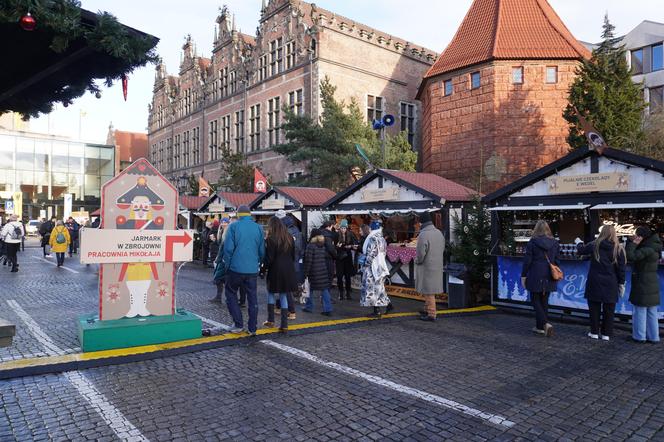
[165,231,192,262]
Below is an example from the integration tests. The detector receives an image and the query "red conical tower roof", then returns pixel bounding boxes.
[425,0,590,78]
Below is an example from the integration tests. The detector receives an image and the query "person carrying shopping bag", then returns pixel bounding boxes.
[575,224,626,341]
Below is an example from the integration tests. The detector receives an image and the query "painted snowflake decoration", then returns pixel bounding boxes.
[106,283,121,303]
[157,281,169,299]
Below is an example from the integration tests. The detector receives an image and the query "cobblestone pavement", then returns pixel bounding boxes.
[0,243,420,362]
[2,306,664,441]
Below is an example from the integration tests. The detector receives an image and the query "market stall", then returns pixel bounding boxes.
[249,186,335,235]
[484,147,664,320]
[196,192,260,220]
[322,169,476,295]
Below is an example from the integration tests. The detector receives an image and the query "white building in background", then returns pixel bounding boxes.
[623,20,664,113]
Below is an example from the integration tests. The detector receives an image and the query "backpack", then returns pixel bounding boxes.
[12,224,22,240]
[55,228,66,244]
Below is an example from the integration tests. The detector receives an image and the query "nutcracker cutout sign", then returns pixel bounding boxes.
[82,159,193,320]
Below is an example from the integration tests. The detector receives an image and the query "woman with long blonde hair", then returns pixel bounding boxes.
[521,220,560,337]
[575,224,626,341]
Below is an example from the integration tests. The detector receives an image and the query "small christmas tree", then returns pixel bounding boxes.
[450,196,491,304]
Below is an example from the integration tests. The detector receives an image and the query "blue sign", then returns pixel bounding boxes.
[4,200,13,213]
[496,256,664,318]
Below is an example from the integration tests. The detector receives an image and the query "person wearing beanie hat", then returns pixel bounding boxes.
[221,202,265,335]
[335,218,358,301]
[415,212,445,322]
[361,217,393,317]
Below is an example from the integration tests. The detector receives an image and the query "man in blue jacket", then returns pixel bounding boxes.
[222,205,265,335]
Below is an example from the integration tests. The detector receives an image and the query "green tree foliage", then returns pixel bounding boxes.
[275,77,417,190]
[637,110,664,161]
[186,174,199,196]
[563,15,645,150]
[216,146,254,193]
[450,196,491,304]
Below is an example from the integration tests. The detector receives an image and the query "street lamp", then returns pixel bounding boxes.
[177,174,188,194]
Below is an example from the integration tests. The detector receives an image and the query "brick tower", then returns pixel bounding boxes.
[417,0,590,193]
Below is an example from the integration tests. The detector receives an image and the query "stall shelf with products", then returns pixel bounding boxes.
[322,169,477,295]
[484,147,664,320]
[249,186,335,236]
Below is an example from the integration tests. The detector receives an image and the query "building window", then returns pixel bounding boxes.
[367,95,384,122]
[287,171,303,182]
[220,67,229,97]
[249,104,261,151]
[184,89,192,115]
[444,79,453,96]
[270,38,284,77]
[158,140,165,170]
[652,44,663,72]
[470,71,481,89]
[208,120,218,161]
[512,67,524,84]
[546,66,558,84]
[286,41,296,69]
[166,137,173,171]
[229,70,237,94]
[221,115,231,154]
[182,131,190,168]
[268,97,281,147]
[650,86,663,112]
[174,134,181,170]
[192,127,200,165]
[259,55,268,82]
[631,48,644,75]
[288,89,304,115]
[400,102,416,146]
[234,110,245,153]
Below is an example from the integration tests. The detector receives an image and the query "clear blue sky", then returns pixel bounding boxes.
[29,0,663,143]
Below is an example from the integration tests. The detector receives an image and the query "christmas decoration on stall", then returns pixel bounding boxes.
[19,12,35,31]
[450,196,491,304]
[0,0,158,118]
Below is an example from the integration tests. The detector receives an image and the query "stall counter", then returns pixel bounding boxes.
[496,255,664,319]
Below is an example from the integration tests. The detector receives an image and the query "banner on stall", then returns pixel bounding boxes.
[262,199,285,210]
[362,186,400,203]
[496,256,664,318]
[546,172,629,194]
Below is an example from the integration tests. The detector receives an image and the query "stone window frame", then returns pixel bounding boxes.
[158,140,165,170]
[443,79,453,97]
[259,54,269,82]
[182,131,190,168]
[192,127,200,165]
[174,134,181,170]
[249,104,262,152]
[220,115,231,156]
[269,37,284,77]
[288,89,304,115]
[166,137,173,171]
[220,67,229,97]
[208,119,219,161]
[286,40,297,70]
[511,66,524,84]
[470,71,481,90]
[267,96,281,148]
[399,101,416,147]
[234,110,245,153]
[546,66,558,84]
[287,170,304,182]
[367,94,384,122]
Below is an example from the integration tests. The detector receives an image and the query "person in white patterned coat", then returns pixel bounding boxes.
[360,218,394,317]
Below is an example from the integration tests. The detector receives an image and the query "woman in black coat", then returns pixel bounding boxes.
[303,229,333,315]
[521,220,560,337]
[575,225,626,340]
[263,216,298,332]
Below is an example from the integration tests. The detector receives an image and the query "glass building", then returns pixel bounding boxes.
[0,130,114,220]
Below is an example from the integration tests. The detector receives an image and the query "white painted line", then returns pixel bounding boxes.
[6,299,149,441]
[33,256,80,274]
[262,340,516,429]
[192,312,232,331]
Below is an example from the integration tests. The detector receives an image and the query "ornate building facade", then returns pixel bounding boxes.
[148,0,436,186]
[417,0,591,194]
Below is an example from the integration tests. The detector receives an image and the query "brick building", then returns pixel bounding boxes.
[148,0,436,186]
[417,0,590,194]
[105,124,148,174]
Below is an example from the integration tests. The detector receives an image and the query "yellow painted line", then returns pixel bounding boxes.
[0,305,496,373]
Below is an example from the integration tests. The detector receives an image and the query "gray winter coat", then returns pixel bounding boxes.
[414,223,445,294]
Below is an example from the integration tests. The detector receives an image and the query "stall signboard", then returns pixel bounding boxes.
[70,211,89,225]
[262,199,285,210]
[546,172,629,194]
[599,220,637,236]
[81,229,193,264]
[362,186,400,203]
[95,158,185,320]
[497,256,664,318]
[208,203,225,213]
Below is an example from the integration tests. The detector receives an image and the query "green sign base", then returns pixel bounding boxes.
[78,309,202,352]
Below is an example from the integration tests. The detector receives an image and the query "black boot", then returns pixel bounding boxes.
[368,306,382,318]
[385,303,394,314]
[279,308,288,333]
[263,304,275,327]
[345,290,352,301]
